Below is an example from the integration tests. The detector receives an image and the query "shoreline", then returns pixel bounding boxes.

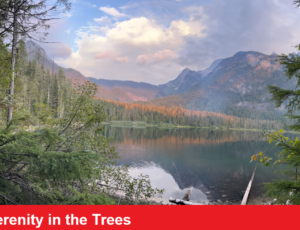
[102,121,298,134]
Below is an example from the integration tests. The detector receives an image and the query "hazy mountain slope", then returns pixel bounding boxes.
[135,95,187,107]
[183,51,287,112]
[26,41,86,82]
[87,78,159,91]
[88,77,160,101]
[198,58,224,77]
[156,68,203,98]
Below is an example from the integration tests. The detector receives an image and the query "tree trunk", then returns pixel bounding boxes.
[47,87,50,106]
[7,0,18,123]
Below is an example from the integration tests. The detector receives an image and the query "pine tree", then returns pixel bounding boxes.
[0,81,163,204]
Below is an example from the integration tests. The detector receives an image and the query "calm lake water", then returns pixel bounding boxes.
[103,126,296,204]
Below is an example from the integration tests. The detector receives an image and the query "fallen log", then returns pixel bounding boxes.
[169,187,202,205]
[169,197,202,205]
[241,163,258,205]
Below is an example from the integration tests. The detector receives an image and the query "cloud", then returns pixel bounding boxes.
[136,50,177,65]
[136,54,152,65]
[94,51,116,59]
[58,0,300,85]
[177,0,300,70]
[99,7,127,18]
[43,42,73,59]
[60,16,204,84]
[94,50,129,63]
[39,20,73,60]
[94,16,111,24]
[115,57,129,63]
[154,50,177,60]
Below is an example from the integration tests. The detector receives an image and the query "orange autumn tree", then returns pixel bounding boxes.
[100,99,283,130]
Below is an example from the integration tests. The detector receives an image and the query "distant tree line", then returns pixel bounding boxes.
[100,99,295,130]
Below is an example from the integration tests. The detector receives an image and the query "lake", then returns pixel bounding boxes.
[103,126,294,204]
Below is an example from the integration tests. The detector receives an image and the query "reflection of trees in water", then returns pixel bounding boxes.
[104,126,292,202]
[103,126,266,144]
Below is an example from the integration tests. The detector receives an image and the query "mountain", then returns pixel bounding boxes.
[198,58,224,77]
[25,41,158,102]
[142,51,296,120]
[25,41,294,120]
[156,68,203,98]
[155,59,224,99]
[88,78,160,101]
[25,41,86,83]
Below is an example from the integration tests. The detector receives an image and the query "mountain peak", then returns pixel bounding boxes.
[232,51,265,59]
[155,68,202,98]
[198,58,224,77]
[25,40,52,62]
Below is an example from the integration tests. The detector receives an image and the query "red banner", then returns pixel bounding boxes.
[0,205,297,229]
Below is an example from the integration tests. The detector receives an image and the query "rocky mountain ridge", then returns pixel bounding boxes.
[142,51,296,120]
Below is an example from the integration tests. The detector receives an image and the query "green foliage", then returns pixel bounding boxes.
[0,39,12,123]
[251,130,300,204]
[0,82,163,204]
[0,0,164,205]
[0,42,163,204]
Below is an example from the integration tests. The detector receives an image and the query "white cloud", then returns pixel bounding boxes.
[177,0,300,70]
[65,29,71,34]
[94,50,129,63]
[94,16,111,24]
[60,16,205,84]
[99,7,127,18]
[51,0,300,85]
[43,42,73,60]
[136,50,177,65]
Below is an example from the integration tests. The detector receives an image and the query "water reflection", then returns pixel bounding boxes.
[103,126,296,203]
[128,161,209,203]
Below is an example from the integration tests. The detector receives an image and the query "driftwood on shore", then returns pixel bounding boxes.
[241,163,258,205]
[169,197,201,205]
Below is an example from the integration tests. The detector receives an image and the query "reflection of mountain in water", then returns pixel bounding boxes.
[104,126,292,202]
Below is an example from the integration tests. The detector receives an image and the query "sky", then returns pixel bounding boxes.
[40,0,300,85]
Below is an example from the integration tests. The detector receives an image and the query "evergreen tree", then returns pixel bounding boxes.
[0,82,163,204]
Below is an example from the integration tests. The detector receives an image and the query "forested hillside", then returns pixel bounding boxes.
[0,40,73,125]
[101,99,295,130]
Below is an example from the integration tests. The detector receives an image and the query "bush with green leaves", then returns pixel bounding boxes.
[251,129,300,204]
